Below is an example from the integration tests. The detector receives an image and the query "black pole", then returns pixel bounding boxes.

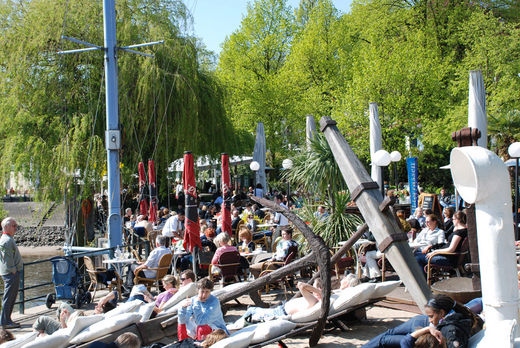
[394,162,398,190]
[515,158,519,240]
[380,166,385,197]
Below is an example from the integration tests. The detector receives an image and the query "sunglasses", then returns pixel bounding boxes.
[180,277,187,281]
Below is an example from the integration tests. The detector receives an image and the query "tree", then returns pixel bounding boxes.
[0,0,245,203]
[217,0,298,167]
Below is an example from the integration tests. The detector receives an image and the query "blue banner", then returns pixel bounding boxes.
[407,157,419,213]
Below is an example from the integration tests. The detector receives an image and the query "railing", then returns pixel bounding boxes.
[14,237,149,314]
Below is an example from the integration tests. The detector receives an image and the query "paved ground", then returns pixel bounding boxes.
[8,247,419,347]
[8,287,417,347]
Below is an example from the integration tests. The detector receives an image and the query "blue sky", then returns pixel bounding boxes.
[183,0,353,55]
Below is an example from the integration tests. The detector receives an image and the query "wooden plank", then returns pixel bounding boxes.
[320,116,430,310]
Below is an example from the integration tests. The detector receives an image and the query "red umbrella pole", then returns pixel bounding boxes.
[221,153,232,236]
[138,162,149,217]
[148,160,157,224]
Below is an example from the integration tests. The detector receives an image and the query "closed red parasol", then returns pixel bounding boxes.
[221,153,232,236]
[148,160,158,224]
[138,162,149,217]
[182,152,201,253]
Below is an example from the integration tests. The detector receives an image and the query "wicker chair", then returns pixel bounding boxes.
[426,237,469,286]
[134,253,173,291]
[259,245,299,298]
[84,256,122,300]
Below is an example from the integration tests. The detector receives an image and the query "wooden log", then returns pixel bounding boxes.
[320,116,430,310]
[297,223,368,293]
[160,252,317,329]
[251,196,331,347]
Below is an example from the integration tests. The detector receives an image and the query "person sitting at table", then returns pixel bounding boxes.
[396,210,411,233]
[415,211,467,276]
[178,278,228,341]
[252,204,265,219]
[134,215,153,236]
[443,207,455,239]
[231,209,241,231]
[408,207,426,228]
[249,226,298,278]
[238,228,256,253]
[162,211,185,241]
[410,214,446,254]
[210,233,238,277]
[125,235,172,288]
[246,214,258,232]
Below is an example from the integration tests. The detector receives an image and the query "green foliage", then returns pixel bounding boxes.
[218,0,520,191]
[285,133,346,202]
[297,193,363,248]
[0,0,247,203]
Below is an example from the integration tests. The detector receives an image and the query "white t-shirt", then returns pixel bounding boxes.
[162,215,185,238]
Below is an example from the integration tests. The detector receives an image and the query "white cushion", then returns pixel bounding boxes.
[210,329,255,348]
[372,280,401,298]
[250,319,297,344]
[0,332,38,348]
[137,302,156,322]
[69,313,142,344]
[330,283,376,314]
[68,314,104,337]
[104,299,142,318]
[161,282,197,312]
[21,329,69,348]
[289,294,339,323]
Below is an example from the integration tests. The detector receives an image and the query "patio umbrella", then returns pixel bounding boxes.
[369,102,383,187]
[183,152,202,256]
[306,115,317,150]
[138,162,149,217]
[468,70,487,148]
[253,122,267,192]
[148,160,158,224]
[221,153,232,236]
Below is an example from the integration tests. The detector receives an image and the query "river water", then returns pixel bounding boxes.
[0,255,57,309]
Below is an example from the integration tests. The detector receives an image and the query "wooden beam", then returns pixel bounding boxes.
[320,116,430,310]
[251,196,331,347]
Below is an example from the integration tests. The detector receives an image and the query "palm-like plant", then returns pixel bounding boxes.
[284,132,363,247]
[285,133,346,206]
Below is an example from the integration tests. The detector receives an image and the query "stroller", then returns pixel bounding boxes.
[45,256,91,309]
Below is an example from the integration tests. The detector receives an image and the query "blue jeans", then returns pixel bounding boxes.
[1,271,20,325]
[240,304,286,323]
[362,315,429,348]
[415,253,454,276]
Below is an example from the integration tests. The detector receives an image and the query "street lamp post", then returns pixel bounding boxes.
[282,158,293,201]
[373,150,391,197]
[390,151,402,190]
[508,142,520,240]
[250,161,260,194]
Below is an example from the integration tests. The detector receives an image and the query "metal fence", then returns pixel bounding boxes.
[14,238,149,314]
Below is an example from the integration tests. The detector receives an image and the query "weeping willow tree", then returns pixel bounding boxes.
[0,0,249,203]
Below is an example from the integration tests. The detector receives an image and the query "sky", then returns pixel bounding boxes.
[182,0,353,55]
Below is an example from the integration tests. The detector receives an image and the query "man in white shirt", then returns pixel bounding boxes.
[162,211,185,240]
[126,235,172,287]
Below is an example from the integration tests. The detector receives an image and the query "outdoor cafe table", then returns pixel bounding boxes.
[103,258,136,277]
[240,250,271,264]
[257,223,277,229]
